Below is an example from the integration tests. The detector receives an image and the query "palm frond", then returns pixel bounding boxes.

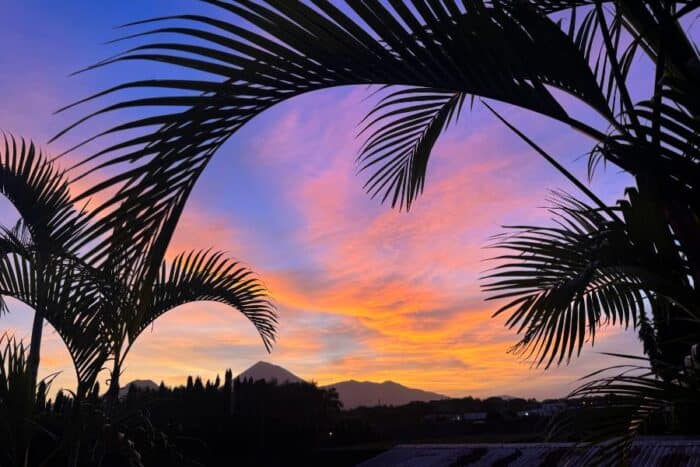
[358,87,466,210]
[617,1,700,104]
[0,134,87,255]
[482,193,647,368]
[0,233,111,394]
[53,0,619,273]
[550,360,699,466]
[590,84,700,204]
[136,249,277,351]
[563,4,642,123]
[484,184,700,368]
[0,135,113,394]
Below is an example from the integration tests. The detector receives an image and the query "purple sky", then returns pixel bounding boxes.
[1,1,667,399]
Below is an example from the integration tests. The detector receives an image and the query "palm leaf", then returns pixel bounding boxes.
[0,134,87,255]
[137,249,277,351]
[53,0,620,276]
[0,229,111,394]
[483,193,644,368]
[0,134,109,393]
[358,87,466,210]
[550,360,699,466]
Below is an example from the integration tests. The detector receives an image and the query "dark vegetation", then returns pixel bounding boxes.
[9,379,555,466]
[22,373,700,466]
[1,1,699,466]
[30,375,344,466]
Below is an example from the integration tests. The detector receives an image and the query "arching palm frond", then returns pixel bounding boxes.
[482,195,644,368]
[49,271,109,396]
[99,248,277,403]
[0,134,87,255]
[481,191,699,369]
[138,250,277,351]
[54,0,626,273]
[0,228,111,395]
[0,134,104,394]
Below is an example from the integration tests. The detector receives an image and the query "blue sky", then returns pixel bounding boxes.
[0,1,659,399]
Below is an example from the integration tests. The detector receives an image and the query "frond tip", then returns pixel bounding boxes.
[358,87,467,210]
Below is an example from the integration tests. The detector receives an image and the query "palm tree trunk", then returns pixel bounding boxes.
[619,0,700,103]
[28,264,47,390]
[634,176,700,372]
[106,354,122,410]
[27,311,43,387]
[67,441,80,467]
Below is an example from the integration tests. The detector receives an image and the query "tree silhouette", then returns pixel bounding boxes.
[102,249,277,405]
[54,2,699,459]
[0,135,97,388]
[0,136,277,450]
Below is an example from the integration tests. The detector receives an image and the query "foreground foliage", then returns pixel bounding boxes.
[0,334,55,467]
[55,1,698,460]
[1,1,698,464]
[20,373,341,467]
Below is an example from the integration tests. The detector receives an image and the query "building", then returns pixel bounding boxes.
[518,401,567,418]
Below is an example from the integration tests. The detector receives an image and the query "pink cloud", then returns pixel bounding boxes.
[12,84,642,400]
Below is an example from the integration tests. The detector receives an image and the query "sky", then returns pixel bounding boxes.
[0,1,661,400]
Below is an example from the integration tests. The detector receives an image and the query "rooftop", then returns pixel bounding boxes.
[359,438,700,466]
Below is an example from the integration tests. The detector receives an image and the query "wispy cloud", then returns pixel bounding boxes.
[1,7,642,400]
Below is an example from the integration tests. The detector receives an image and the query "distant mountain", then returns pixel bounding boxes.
[237,362,448,409]
[123,363,448,409]
[237,361,303,384]
[323,380,448,409]
[119,379,159,398]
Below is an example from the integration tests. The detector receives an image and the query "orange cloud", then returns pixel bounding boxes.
[8,84,643,401]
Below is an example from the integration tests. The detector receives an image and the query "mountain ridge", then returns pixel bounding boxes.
[118,379,159,398]
[236,361,303,383]
[236,361,448,408]
[321,379,447,409]
[120,361,449,409]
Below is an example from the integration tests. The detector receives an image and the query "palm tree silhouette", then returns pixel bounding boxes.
[0,134,102,392]
[52,0,699,459]
[103,248,276,404]
[0,133,277,400]
[0,133,278,464]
